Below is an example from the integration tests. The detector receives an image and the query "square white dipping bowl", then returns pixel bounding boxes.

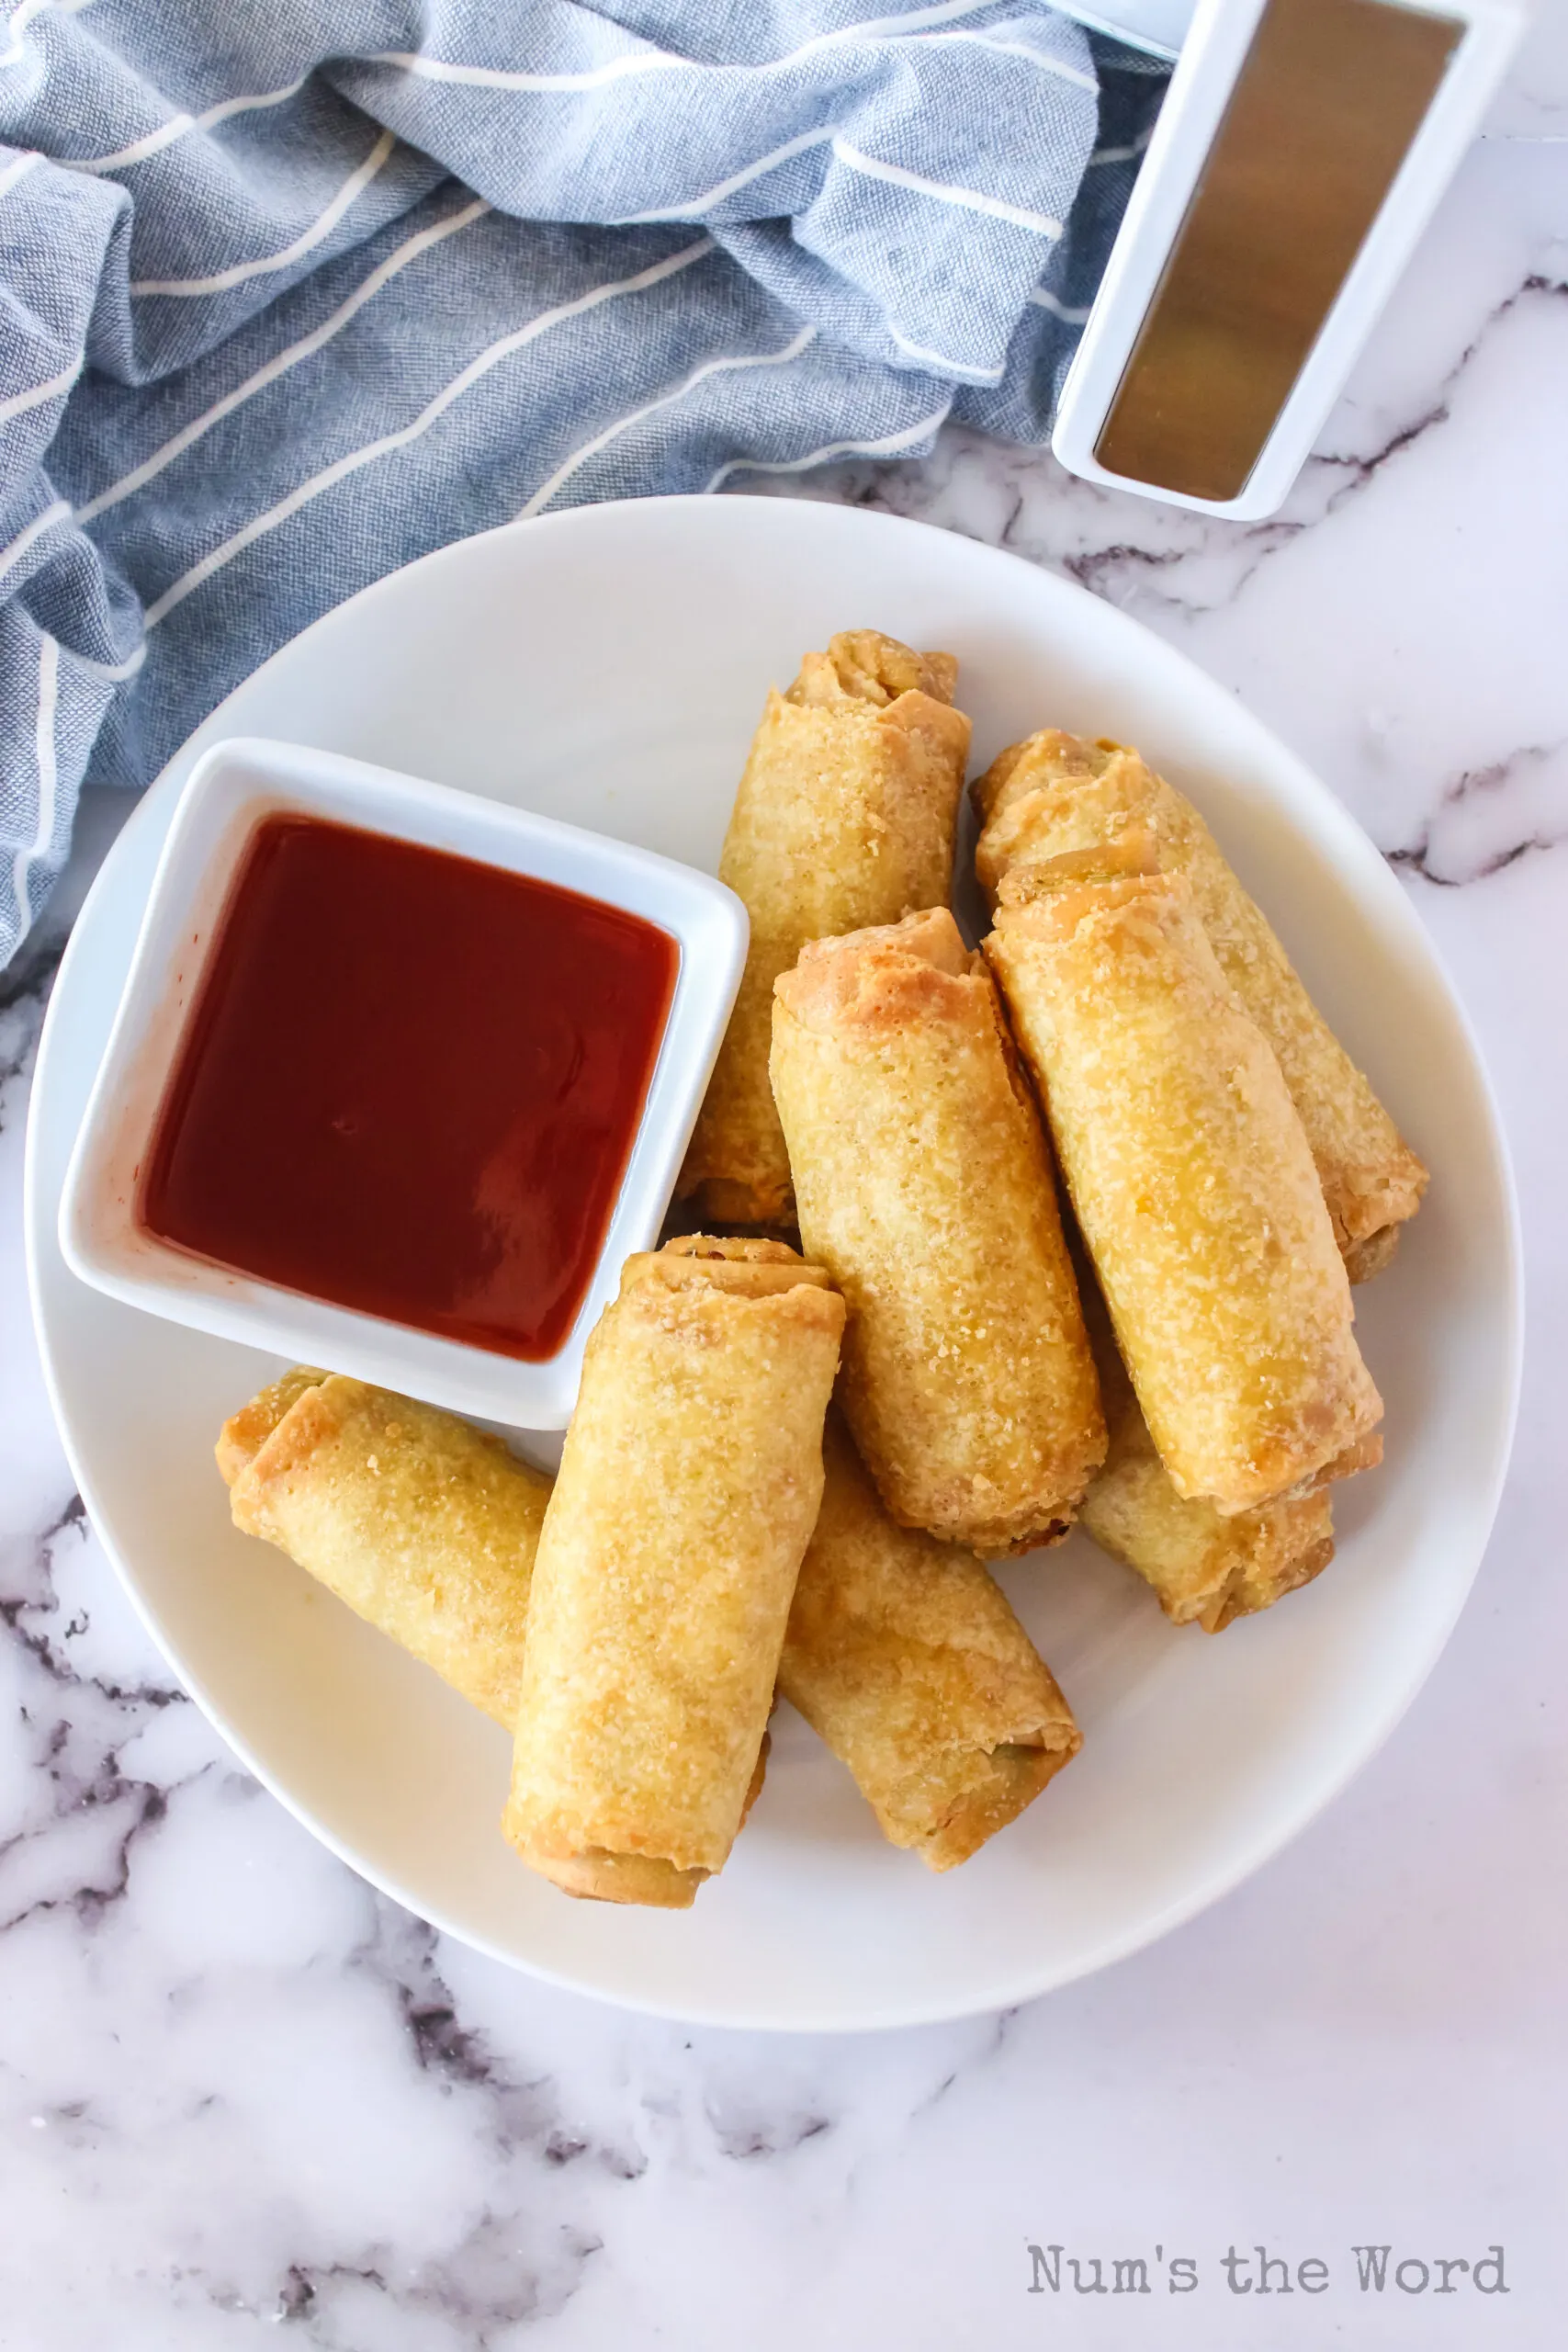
[58,736,747,1429]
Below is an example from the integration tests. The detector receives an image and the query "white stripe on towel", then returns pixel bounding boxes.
[0,354,81,427]
[79,198,491,522]
[64,639,146,682]
[368,2,1024,97]
[0,0,57,70]
[367,0,1093,98]
[1089,122,1157,165]
[1028,284,1092,323]
[2,0,97,52]
[616,74,1089,229]
[831,141,1064,238]
[74,74,315,174]
[363,45,683,95]
[142,236,715,627]
[130,126,395,295]
[927,30,1096,91]
[705,399,951,491]
[886,321,1005,379]
[520,324,818,516]
[614,124,832,221]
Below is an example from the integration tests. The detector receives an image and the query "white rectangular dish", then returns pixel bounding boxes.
[1051,0,1524,518]
[57,736,747,1430]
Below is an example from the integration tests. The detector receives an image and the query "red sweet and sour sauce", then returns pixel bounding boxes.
[140,814,678,1361]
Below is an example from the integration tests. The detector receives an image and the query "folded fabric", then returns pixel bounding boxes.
[0,0,1166,966]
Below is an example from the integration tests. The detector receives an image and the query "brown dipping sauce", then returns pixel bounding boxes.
[141,813,677,1360]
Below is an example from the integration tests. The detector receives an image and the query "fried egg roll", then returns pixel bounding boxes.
[220,1362,1050,1870]
[224,1373,551,1725]
[770,907,1104,1554]
[780,1417,1080,1866]
[974,731,1427,1272]
[679,629,971,1227]
[502,1237,844,1908]
[220,1370,772,1860]
[986,875,1382,1515]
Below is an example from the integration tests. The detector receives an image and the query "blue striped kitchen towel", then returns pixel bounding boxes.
[0,0,1167,966]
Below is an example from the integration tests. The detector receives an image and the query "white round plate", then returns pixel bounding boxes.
[27,497,1519,2032]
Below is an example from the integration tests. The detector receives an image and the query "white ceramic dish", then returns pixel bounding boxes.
[1053,0,1524,520]
[25,496,1519,2032]
[56,736,745,1431]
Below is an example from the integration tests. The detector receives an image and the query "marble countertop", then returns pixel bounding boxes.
[3,23,1565,2346]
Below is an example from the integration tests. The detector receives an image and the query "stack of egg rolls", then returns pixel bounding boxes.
[968,722,1417,1629]
[973,729,1427,1278]
[680,630,971,1227]
[220,1361,772,1865]
[219,1344,1083,1883]
[770,906,1105,1554]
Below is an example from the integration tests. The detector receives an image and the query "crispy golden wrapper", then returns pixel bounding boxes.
[771,907,1104,1554]
[223,1373,550,1728]
[973,730,1427,1272]
[502,1238,844,1907]
[780,1417,1080,1866]
[679,630,970,1226]
[986,874,1382,1516]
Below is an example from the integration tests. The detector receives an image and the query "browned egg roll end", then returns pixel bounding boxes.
[1303,1428,1384,1496]
[633,1229,836,1300]
[971,727,1105,829]
[1343,1225,1403,1285]
[917,1740,1078,1870]
[502,1732,773,1908]
[1203,1516,1337,1633]
[215,1364,326,1486]
[792,629,960,712]
[774,902,971,1035]
[521,1847,707,1908]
